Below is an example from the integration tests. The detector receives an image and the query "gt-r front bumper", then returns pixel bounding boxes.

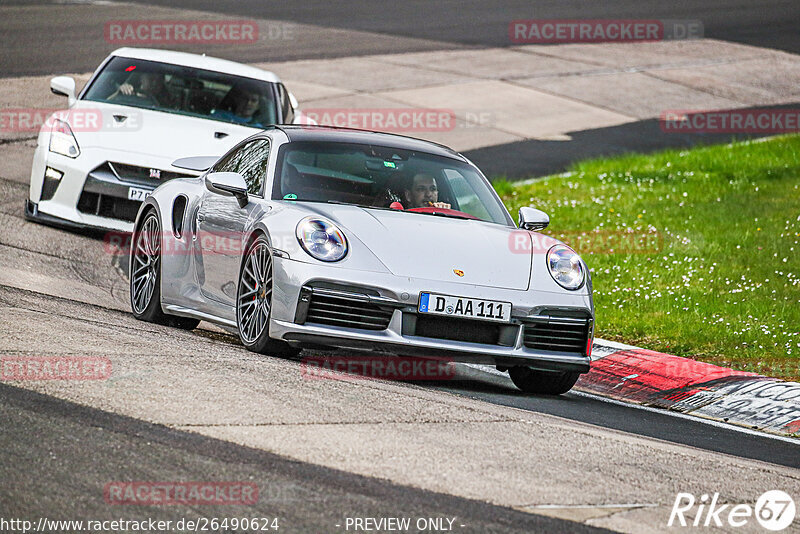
[29,144,195,233]
[269,257,593,372]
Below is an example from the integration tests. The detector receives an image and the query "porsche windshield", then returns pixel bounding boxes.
[83,56,280,128]
[272,141,513,225]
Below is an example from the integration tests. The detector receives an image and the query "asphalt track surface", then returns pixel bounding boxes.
[0,383,611,534]
[429,380,800,469]
[1,2,799,531]
[2,0,800,75]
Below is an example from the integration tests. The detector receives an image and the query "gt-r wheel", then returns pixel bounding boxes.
[508,366,580,395]
[236,235,299,357]
[130,210,199,330]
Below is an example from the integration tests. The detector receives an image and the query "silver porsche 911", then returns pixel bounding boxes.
[130,125,594,394]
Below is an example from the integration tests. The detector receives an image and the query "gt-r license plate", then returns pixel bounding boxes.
[418,292,512,323]
[127,187,151,202]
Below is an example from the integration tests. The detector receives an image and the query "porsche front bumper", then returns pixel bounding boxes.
[269,257,593,372]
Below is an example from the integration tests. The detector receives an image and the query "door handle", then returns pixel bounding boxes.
[197,213,205,222]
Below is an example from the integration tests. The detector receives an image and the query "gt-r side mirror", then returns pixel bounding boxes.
[50,76,76,106]
[518,207,549,231]
[205,172,249,208]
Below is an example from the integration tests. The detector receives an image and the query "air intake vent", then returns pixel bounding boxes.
[305,294,394,331]
[77,191,139,222]
[523,317,591,354]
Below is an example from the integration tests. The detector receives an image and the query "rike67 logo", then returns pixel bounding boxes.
[669,490,796,530]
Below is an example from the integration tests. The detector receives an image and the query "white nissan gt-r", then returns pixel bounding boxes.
[26,47,308,232]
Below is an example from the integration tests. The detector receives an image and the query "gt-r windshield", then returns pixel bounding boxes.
[272,141,514,225]
[83,56,281,128]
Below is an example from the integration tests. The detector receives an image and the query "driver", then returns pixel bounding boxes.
[109,72,177,108]
[405,173,451,209]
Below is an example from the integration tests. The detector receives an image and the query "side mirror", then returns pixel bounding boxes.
[519,207,549,231]
[288,92,299,111]
[205,172,248,208]
[50,76,76,106]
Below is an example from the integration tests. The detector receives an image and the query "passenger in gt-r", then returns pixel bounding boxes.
[212,84,264,127]
[406,173,451,209]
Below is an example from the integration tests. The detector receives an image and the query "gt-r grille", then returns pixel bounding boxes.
[92,162,194,187]
[523,318,591,353]
[305,294,394,331]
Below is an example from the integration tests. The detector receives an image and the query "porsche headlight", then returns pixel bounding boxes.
[296,217,347,262]
[547,244,585,290]
[49,119,80,158]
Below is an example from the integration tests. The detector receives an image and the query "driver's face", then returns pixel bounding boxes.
[411,175,438,207]
[140,73,163,92]
[237,92,260,118]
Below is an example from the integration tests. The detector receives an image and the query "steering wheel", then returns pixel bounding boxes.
[109,92,159,107]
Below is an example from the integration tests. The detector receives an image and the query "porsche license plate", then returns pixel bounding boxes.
[418,292,511,323]
[127,187,151,202]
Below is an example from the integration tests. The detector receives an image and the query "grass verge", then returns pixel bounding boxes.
[495,136,800,380]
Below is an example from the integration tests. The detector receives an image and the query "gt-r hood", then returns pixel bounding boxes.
[65,101,258,161]
[305,205,533,291]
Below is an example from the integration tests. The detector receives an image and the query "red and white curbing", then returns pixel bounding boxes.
[579,339,800,438]
[458,339,799,438]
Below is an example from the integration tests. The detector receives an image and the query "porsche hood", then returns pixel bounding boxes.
[305,205,534,291]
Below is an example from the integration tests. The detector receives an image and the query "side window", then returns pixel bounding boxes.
[443,169,492,220]
[237,139,271,196]
[213,147,243,174]
[277,83,295,124]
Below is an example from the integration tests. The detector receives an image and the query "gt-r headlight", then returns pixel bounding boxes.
[296,217,348,262]
[547,244,585,290]
[49,119,80,158]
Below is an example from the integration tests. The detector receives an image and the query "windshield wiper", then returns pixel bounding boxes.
[289,199,472,220]
[325,200,397,212]
[408,210,471,221]
[328,200,473,219]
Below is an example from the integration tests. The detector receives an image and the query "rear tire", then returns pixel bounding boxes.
[508,366,580,395]
[130,209,199,330]
[236,234,300,357]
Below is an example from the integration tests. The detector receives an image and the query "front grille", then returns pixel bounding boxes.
[91,162,193,187]
[523,317,591,353]
[77,191,139,222]
[305,294,394,331]
[415,315,502,345]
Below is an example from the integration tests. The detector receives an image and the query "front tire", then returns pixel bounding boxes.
[508,366,580,395]
[130,210,199,330]
[236,234,299,357]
